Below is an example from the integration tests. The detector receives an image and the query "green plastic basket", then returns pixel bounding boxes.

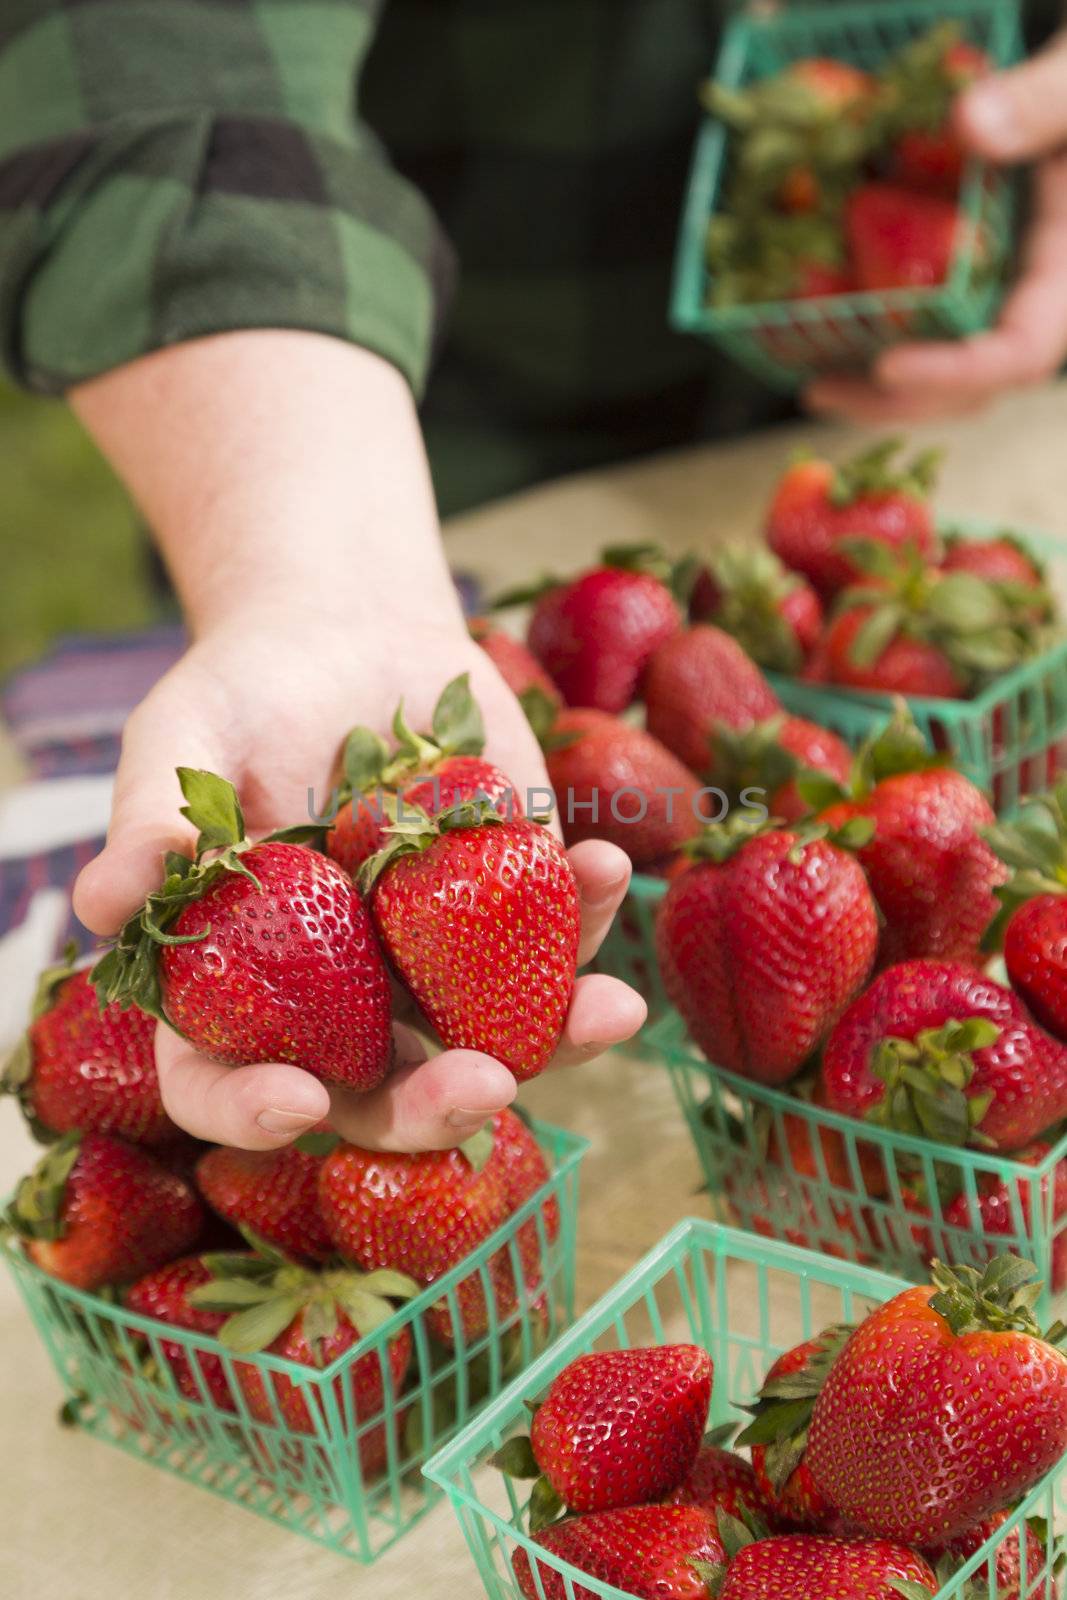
[647,1009,1067,1318]
[0,1119,586,1565]
[671,0,1024,389]
[425,1219,1066,1599]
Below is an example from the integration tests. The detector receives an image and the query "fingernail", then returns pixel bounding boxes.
[256,1108,321,1135]
[446,1106,508,1131]
[964,83,1019,152]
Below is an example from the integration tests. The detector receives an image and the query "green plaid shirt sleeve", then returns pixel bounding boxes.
[0,0,454,396]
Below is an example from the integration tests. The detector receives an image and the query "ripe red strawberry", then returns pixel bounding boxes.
[765,439,939,599]
[882,24,991,194]
[739,1328,852,1532]
[707,714,853,823]
[522,565,680,712]
[124,1254,235,1411]
[811,711,1006,968]
[496,1345,712,1519]
[2,953,176,1147]
[644,625,781,775]
[188,1249,416,1480]
[768,1095,888,1201]
[318,1130,511,1345]
[365,804,579,1082]
[487,1108,560,1291]
[689,547,823,672]
[983,783,1067,1043]
[820,959,1067,1152]
[941,533,1045,593]
[92,769,393,1093]
[930,1510,1049,1600]
[789,56,874,110]
[468,617,562,707]
[667,1441,776,1525]
[326,673,519,876]
[715,1534,937,1598]
[849,182,972,290]
[543,707,706,865]
[804,1257,1067,1545]
[512,1504,724,1600]
[656,817,878,1084]
[726,1160,864,1262]
[8,1130,204,1291]
[940,1144,1067,1295]
[194,1141,335,1264]
[824,608,965,697]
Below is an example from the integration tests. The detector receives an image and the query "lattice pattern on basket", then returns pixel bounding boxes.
[1,1120,586,1564]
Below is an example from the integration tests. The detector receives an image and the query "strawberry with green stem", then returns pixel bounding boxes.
[984,780,1067,1043]
[187,1240,417,1478]
[362,798,579,1082]
[494,1344,712,1526]
[655,813,878,1085]
[878,22,991,195]
[325,673,521,877]
[7,1130,204,1291]
[804,1255,1067,1546]
[805,706,1006,969]
[644,625,782,776]
[705,713,853,824]
[820,959,1067,1152]
[194,1138,336,1265]
[2,947,176,1147]
[91,767,393,1092]
[124,1254,237,1412]
[824,539,1044,698]
[738,1327,852,1532]
[689,546,823,673]
[766,438,940,599]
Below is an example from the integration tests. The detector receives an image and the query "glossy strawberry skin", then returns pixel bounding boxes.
[22,970,176,1146]
[318,1139,511,1345]
[667,1444,776,1524]
[766,717,853,823]
[487,1109,559,1291]
[546,707,706,865]
[767,458,936,599]
[469,619,562,706]
[824,609,964,697]
[236,1307,412,1479]
[750,1339,838,1531]
[820,960,1067,1151]
[805,1285,1067,1545]
[656,831,878,1084]
[528,567,680,713]
[26,1133,204,1291]
[930,1510,1049,1600]
[160,841,393,1093]
[194,1144,334,1264]
[124,1255,235,1411]
[325,794,386,878]
[1004,895,1067,1041]
[402,754,521,821]
[513,1504,724,1600]
[645,626,781,774]
[848,183,961,291]
[530,1345,712,1514]
[370,819,580,1082]
[819,768,1006,968]
[718,1535,937,1599]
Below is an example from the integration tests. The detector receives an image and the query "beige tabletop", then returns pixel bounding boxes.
[1,382,1065,1599]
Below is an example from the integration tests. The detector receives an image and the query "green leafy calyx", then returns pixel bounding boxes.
[928,1255,1048,1340]
[5,1129,83,1242]
[865,1017,1000,1147]
[735,1324,852,1492]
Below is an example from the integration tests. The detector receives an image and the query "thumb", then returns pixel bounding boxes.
[73,693,220,937]
[958,32,1067,163]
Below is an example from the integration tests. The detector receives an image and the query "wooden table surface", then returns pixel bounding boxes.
[2,382,1065,1598]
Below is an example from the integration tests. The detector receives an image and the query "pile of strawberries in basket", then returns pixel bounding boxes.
[494,1257,1067,1600]
[1,676,582,1468]
[704,23,998,306]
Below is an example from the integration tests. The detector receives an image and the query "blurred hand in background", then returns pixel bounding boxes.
[807,29,1067,425]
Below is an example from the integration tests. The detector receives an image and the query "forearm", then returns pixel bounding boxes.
[69,330,462,638]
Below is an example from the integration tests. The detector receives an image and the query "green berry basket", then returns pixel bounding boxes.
[424,1218,1067,1599]
[647,1008,1067,1321]
[0,1119,586,1565]
[670,0,1024,390]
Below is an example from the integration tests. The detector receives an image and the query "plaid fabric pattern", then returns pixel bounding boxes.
[0,1,1060,514]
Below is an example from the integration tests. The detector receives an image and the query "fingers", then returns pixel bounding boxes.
[958,33,1067,164]
[805,373,991,426]
[327,1049,517,1152]
[550,972,648,1067]
[73,685,220,936]
[155,1024,331,1150]
[568,840,633,965]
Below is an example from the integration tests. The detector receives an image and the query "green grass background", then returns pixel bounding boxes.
[0,384,159,678]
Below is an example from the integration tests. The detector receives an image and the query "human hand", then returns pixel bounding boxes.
[74,609,645,1153]
[807,30,1067,424]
